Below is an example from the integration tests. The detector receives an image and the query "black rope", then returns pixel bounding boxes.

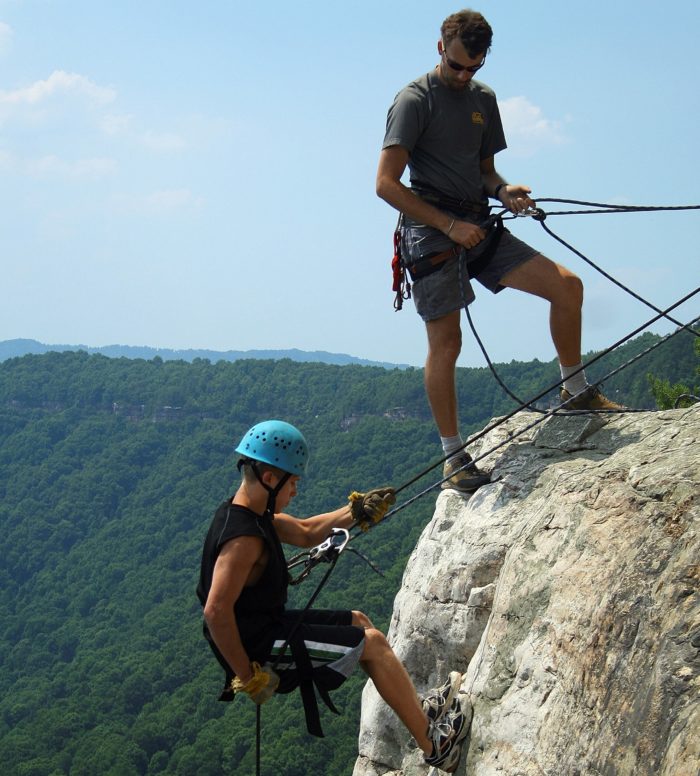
[255,198,699,770]
[533,214,698,339]
[256,706,261,776]
[344,290,699,544]
[348,306,699,545]
[253,553,340,775]
[422,286,698,495]
[463,197,698,413]
[465,305,547,412]
[509,197,700,214]
[674,393,700,408]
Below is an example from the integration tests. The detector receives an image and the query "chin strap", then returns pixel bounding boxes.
[238,458,291,518]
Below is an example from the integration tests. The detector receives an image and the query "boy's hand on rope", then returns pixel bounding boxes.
[348,487,396,531]
[230,662,280,705]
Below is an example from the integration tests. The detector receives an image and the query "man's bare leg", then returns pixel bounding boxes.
[500,254,626,410]
[424,310,462,437]
[499,254,583,367]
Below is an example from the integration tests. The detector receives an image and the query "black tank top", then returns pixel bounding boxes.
[197,501,289,671]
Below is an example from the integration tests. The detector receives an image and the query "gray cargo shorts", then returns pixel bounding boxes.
[402,216,539,322]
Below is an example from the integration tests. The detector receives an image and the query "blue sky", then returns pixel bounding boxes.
[1,0,698,367]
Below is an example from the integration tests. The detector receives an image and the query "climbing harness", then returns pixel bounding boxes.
[250,528,348,775]
[251,525,385,773]
[391,184,505,307]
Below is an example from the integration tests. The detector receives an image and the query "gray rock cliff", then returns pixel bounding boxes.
[353,406,699,776]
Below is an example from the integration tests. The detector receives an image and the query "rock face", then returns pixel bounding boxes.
[353,407,699,776]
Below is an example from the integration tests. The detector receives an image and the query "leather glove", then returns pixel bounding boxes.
[348,487,396,531]
[230,662,280,705]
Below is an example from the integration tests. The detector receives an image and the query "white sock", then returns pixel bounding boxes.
[560,363,587,395]
[441,434,464,459]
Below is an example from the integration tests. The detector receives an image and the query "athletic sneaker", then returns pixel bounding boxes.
[560,385,627,411]
[441,452,491,493]
[424,697,470,773]
[422,671,462,723]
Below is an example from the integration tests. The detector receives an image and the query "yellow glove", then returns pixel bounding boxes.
[348,487,396,531]
[230,662,280,705]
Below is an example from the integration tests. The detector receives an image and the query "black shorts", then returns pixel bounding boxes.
[268,609,365,691]
[266,609,366,737]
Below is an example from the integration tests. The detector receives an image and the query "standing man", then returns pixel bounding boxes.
[197,420,471,772]
[377,9,624,493]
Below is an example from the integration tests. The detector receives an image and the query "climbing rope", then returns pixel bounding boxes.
[524,201,699,338]
[273,226,700,606]
[461,198,699,411]
[674,393,700,408]
[341,291,699,546]
[276,296,699,570]
[508,197,700,217]
[276,291,699,773]
[253,199,699,773]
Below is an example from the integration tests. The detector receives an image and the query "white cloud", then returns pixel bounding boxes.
[500,96,568,157]
[100,113,186,152]
[26,154,117,178]
[0,70,116,106]
[0,21,12,55]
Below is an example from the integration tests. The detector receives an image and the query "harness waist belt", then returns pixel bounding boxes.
[405,218,505,282]
[411,182,490,218]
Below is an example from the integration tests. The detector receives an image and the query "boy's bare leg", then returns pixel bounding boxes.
[359,627,432,755]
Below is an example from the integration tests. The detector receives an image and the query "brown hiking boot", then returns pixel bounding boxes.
[560,385,627,411]
[441,452,491,493]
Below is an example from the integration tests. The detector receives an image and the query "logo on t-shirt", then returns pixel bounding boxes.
[472,112,484,125]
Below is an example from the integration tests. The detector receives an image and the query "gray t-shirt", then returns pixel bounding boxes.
[383,68,507,205]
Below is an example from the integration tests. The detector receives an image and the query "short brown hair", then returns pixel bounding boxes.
[239,459,287,485]
[441,9,493,56]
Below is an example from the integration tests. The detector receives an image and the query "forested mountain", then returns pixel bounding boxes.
[0,339,405,369]
[0,330,696,776]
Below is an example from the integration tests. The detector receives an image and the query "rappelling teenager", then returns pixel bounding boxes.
[377,8,626,494]
[196,420,471,772]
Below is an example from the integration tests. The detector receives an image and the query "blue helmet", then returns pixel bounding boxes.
[235,420,309,476]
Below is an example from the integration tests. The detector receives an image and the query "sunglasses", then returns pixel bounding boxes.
[441,46,486,73]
